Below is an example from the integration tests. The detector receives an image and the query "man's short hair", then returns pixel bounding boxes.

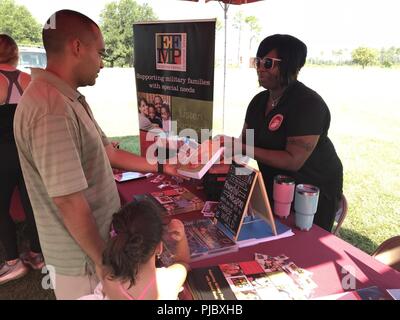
[0,34,18,64]
[42,10,100,56]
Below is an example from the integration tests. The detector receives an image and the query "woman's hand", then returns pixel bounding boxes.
[214,135,240,160]
[214,134,234,147]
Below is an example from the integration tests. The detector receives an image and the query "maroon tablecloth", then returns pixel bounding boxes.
[117,176,400,298]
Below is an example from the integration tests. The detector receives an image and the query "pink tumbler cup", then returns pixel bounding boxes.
[273,175,295,218]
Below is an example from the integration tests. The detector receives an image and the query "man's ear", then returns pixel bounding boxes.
[70,39,81,57]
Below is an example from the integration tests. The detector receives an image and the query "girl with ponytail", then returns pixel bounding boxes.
[80,199,190,300]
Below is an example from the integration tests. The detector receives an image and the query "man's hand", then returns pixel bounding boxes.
[164,163,178,176]
[164,163,189,180]
[110,141,120,149]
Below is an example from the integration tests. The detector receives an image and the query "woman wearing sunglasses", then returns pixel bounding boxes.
[227,34,343,232]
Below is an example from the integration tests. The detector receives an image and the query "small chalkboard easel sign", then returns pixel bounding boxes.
[214,161,277,241]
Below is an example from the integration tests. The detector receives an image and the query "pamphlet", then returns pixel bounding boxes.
[161,218,238,264]
[113,171,147,182]
[387,289,400,300]
[201,201,219,217]
[186,253,317,300]
[177,139,224,179]
[133,187,204,216]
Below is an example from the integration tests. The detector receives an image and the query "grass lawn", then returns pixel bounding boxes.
[110,135,140,155]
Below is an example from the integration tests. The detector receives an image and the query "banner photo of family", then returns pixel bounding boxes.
[133,19,216,156]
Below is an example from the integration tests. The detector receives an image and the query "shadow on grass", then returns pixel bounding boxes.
[0,268,56,300]
[338,227,379,255]
[0,222,56,300]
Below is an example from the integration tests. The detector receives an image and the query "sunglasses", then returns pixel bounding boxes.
[254,57,282,70]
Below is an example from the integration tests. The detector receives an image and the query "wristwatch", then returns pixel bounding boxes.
[157,161,164,174]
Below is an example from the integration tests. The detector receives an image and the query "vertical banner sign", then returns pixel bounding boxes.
[133,20,216,156]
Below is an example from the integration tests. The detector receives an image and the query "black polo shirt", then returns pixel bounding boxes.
[244,80,343,202]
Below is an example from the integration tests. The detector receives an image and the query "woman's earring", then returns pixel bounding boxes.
[156,252,161,259]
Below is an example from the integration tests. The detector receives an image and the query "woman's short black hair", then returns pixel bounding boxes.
[102,199,163,287]
[256,34,307,86]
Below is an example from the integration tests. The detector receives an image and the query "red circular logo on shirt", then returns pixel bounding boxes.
[268,114,284,131]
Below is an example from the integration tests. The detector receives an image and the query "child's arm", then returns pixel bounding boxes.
[165,219,190,268]
[160,219,190,297]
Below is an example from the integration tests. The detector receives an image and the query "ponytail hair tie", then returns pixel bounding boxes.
[110,224,117,238]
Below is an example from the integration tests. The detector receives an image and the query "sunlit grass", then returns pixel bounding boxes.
[110,135,140,155]
[334,135,400,253]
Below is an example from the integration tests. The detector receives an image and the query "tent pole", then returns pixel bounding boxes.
[222,2,228,133]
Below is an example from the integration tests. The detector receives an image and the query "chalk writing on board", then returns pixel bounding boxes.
[215,162,256,236]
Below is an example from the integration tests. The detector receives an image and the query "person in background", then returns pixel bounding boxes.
[80,199,190,300]
[138,97,155,131]
[224,34,343,232]
[0,34,44,285]
[160,104,171,133]
[13,10,178,299]
[153,95,163,118]
[147,103,162,128]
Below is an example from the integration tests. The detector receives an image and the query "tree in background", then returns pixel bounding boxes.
[100,0,157,67]
[233,10,245,65]
[216,18,222,32]
[245,16,261,52]
[380,47,399,68]
[352,47,379,68]
[0,0,41,46]
[332,49,344,65]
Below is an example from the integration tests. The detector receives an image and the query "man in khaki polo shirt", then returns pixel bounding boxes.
[13,10,176,300]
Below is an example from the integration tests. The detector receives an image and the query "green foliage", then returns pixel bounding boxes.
[308,46,400,68]
[216,18,222,32]
[380,47,399,68]
[0,0,42,46]
[232,10,245,64]
[351,47,379,68]
[232,10,245,30]
[245,16,261,34]
[244,15,261,50]
[99,0,157,67]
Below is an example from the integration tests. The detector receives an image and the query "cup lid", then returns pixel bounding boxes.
[274,175,295,185]
[296,184,319,195]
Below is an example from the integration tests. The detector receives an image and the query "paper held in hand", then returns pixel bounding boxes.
[113,171,148,182]
[177,139,224,179]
